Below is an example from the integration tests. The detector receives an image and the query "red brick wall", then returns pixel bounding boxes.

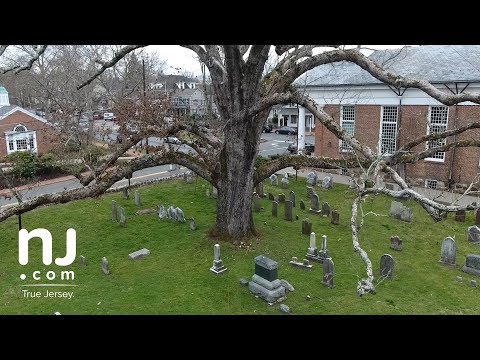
[314,104,480,186]
[0,110,57,159]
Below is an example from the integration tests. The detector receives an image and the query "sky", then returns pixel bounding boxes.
[146,45,412,76]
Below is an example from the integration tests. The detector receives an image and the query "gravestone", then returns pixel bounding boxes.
[299,200,305,211]
[471,280,478,288]
[268,192,275,201]
[212,187,218,199]
[248,255,286,303]
[476,209,480,226]
[101,257,110,275]
[379,254,394,278]
[183,170,193,184]
[318,234,330,262]
[190,217,197,230]
[119,207,126,227]
[122,187,129,200]
[462,254,480,276]
[281,174,289,189]
[158,204,167,220]
[270,174,278,186]
[306,171,317,186]
[255,182,265,198]
[455,210,466,222]
[79,255,86,267]
[112,200,118,222]
[306,186,316,200]
[272,201,278,217]
[167,205,177,221]
[439,237,456,266]
[253,194,261,212]
[390,236,403,251]
[322,175,333,189]
[390,201,412,223]
[289,191,296,207]
[467,226,480,244]
[134,191,141,207]
[284,200,293,221]
[135,208,156,215]
[331,210,339,225]
[206,188,211,197]
[289,256,313,270]
[210,243,228,275]
[301,218,312,235]
[306,232,318,258]
[278,193,286,203]
[176,207,186,223]
[128,248,150,260]
[321,258,334,288]
[322,202,331,217]
[309,194,321,214]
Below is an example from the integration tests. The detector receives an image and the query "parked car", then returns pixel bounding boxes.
[163,136,182,144]
[262,124,273,133]
[103,112,117,121]
[275,126,297,135]
[93,113,103,120]
[287,142,315,155]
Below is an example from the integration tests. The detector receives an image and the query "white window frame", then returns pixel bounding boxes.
[425,106,449,162]
[339,105,355,153]
[379,106,398,156]
[425,179,438,189]
[5,130,37,155]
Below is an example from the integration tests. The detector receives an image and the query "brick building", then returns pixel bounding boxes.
[0,86,56,159]
[299,45,480,190]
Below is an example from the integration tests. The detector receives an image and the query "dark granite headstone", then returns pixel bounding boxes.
[300,200,305,211]
[321,258,334,288]
[439,237,456,265]
[253,194,261,212]
[379,254,394,278]
[268,192,275,201]
[462,254,480,276]
[254,255,278,282]
[289,191,296,207]
[322,202,331,217]
[331,210,339,225]
[272,201,278,217]
[301,219,312,235]
[285,200,293,221]
[390,236,403,251]
[467,226,480,244]
[278,193,286,203]
[455,210,466,222]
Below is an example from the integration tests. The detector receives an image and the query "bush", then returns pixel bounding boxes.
[6,152,42,179]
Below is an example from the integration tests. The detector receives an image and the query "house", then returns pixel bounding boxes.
[0,86,56,159]
[295,45,480,190]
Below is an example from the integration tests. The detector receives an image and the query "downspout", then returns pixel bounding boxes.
[447,104,458,189]
[396,94,405,179]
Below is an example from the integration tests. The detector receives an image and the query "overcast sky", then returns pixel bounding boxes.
[147,45,412,76]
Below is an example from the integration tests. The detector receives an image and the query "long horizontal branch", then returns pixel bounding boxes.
[1,45,48,74]
[77,45,147,89]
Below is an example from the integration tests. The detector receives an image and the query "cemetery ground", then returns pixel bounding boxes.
[0,177,479,315]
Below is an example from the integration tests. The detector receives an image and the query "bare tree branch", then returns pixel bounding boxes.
[0,45,8,57]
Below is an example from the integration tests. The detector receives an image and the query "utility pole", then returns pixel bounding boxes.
[142,59,149,154]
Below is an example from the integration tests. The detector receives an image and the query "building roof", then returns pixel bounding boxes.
[0,105,17,116]
[0,86,7,94]
[0,106,47,123]
[300,45,480,87]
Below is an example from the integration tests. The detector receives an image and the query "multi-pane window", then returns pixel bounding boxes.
[8,140,14,151]
[290,115,297,125]
[16,139,28,150]
[425,179,438,189]
[380,106,398,155]
[426,106,449,161]
[339,105,355,152]
[29,135,35,150]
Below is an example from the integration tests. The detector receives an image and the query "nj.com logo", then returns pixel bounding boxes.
[19,228,76,281]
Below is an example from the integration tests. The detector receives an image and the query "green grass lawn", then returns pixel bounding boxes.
[1,177,479,315]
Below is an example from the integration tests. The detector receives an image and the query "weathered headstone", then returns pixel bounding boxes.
[183,170,193,184]
[270,174,278,186]
[128,248,150,260]
[176,207,186,223]
[439,237,456,266]
[281,174,289,189]
[322,175,333,189]
[134,190,141,207]
[255,182,265,198]
[284,200,293,221]
[299,200,305,211]
[455,210,466,222]
[309,194,321,214]
[476,209,480,226]
[112,200,118,222]
[306,171,317,186]
[119,207,126,227]
[322,202,331,217]
[158,204,167,219]
[390,201,412,223]
[278,193,286,203]
[248,255,286,303]
[101,257,110,275]
[206,188,211,197]
[135,208,156,215]
[289,256,313,270]
[331,210,339,225]
[79,255,86,267]
[122,187,129,200]
[289,191,296,207]
[319,234,330,262]
[272,201,278,217]
[190,217,197,230]
[390,236,403,251]
[467,226,480,244]
[253,194,261,212]
[321,258,334,288]
[471,280,478,288]
[167,205,177,221]
[306,231,318,257]
[279,304,290,314]
[301,218,312,235]
[462,254,480,276]
[268,192,275,201]
[210,243,228,275]
[379,254,394,278]
[212,187,218,199]
[306,186,316,200]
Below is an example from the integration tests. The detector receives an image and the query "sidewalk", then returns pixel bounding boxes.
[0,174,77,197]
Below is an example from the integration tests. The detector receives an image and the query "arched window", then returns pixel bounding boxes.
[14,124,27,132]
